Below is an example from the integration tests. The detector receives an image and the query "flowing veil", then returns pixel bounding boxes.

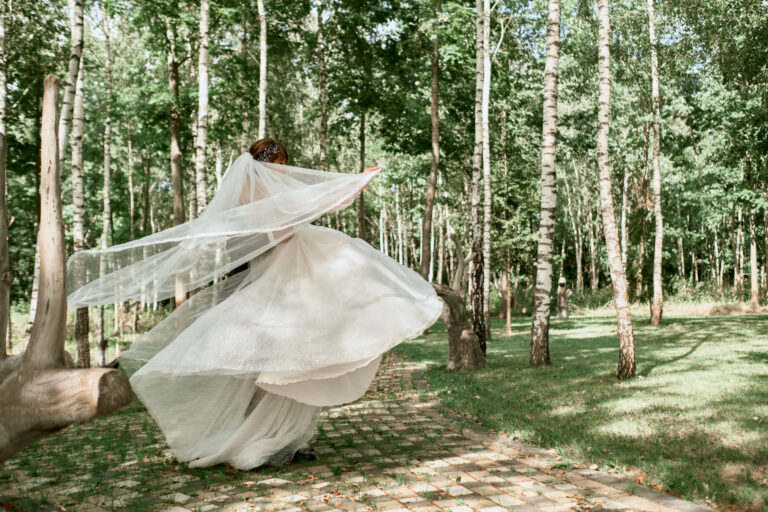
[67,153,380,309]
[65,154,441,469]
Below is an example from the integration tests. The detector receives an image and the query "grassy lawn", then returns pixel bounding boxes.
[394,314,768,511]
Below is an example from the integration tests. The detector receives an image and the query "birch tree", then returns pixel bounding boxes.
[530,0,561,367]
[71,56,89,368]
[258,0,267,139]
[597,0,635,379]
[58,0,84,164]
[481,0,492,337]
[470,0,485,351]
[97,1,113,367]
[648,0,663,325]
[195,0,209,215]
[420,0,440,281]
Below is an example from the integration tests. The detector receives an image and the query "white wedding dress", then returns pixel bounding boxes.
[67,154,443,469]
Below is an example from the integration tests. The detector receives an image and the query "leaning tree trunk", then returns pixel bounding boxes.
[317,5,328,170]
[0,75,131,463]
[433,227,485,370]
[481,0,492,338]
[433,284,486,371]
[97,1,112,367]
[597,0,635,379]
[257,0,267,139]
[420,0,440,281]
[530,0,561,368]
[470,0,485,351]
[195,0,209,215]
[357,112,366,242]
[58,0,84,164]
[71,56,89,368]
[648,0,663,325]
[167,21,186,307]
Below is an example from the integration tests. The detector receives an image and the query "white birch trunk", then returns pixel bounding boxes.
[195,0,209,215]
[597,0,635,379]
[257,0,267,139]
[58,0,84,164]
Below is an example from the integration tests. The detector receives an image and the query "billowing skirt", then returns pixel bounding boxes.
[121,225,443,469]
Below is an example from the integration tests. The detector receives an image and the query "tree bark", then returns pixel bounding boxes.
[433,284,486,371]
[127,137,135,240]
[58,0,84,164]
[648,0,663,325]
[746,154,759,308]
[420,0,440,281]
[621,166,628,265]
[317,5,328,170]
[556,277,572,318]
[167,21,186,307]
[564,176,583,293]
[0,77,131,462]
[481,0,492,338]
[195,0,209,215]
[257,0,267,139]
[597,0,635,379]
[530,0,561,368]
[357,111,366,241]
[471,0,485,350]
[71,55,89,368]
[0,0,9,359]
[98,2,113,367]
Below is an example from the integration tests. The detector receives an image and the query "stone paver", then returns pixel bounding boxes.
[0,353,716,512]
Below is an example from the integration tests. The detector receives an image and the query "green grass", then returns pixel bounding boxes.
[395,314,768,511]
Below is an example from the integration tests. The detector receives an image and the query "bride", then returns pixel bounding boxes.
[67,138,443,469]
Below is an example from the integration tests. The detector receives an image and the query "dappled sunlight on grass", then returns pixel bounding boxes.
[395,314,768,510]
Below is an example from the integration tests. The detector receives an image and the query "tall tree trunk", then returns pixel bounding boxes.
[746,154,759,308]
[240,16,250,153]
[564,177,583,294]
[167,21,186,307]
[636,213,646,299]
[257,0,267,139]
[71,55,89,368]
[648,0,663,325]
[0,0,8,359]
[215,145,223,187]
[421,0,440,281]
[530,0,561,367]
[587,206,599,291]
[317,5,328,169]
[471,0,486,351]
[481,0,492,338]
[195,0,209,215]
[714,224,722,298]
[357,112,366,241]
[127,136,135,240]
[98,2,113,367]
[58,0,84,164]
[140,156,150,233]
[597,0,635,379]
[621,166,628,265]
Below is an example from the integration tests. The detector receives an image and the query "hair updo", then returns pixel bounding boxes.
[249,138,289,164]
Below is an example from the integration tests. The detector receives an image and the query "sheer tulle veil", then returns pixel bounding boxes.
[66,153,380,310]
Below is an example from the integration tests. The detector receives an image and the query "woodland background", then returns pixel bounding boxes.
[2,0,767,360]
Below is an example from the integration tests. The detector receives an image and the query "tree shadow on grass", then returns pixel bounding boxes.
[396,315,768,510]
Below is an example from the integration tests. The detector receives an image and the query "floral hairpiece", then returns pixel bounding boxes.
[256,144,280,162]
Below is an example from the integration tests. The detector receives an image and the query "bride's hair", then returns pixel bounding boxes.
[250,138,289,163]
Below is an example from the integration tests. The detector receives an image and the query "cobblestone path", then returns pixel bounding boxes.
[1,354,714,512]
